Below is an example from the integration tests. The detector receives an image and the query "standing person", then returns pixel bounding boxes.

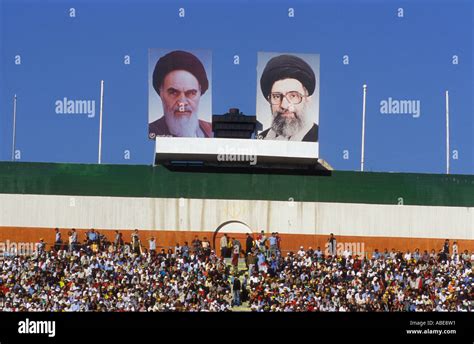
[149,237,157,254]
[70,228,78,252]
[182,241,190,259]
[245,233,254,256]
[192,236,202,256]
[37,238,46,254]
[443,239,450,256]
[275,232,282,256]
[452,241,458,259]
[257,251,266,273]
[67,230,72,252]
[174,243,182,256]
[233,237,242,254]
[227,237,234,258]
[54,228,62,251]
[247,251,257,275]
[268,233,278,258]
[232,275,241,307]
[131,229,141,254]
[114,231,123,250]
[241,274,249,303]
[327,233,337,257]
[232,241,240,274]
[257,231,267,253]
[87,229,98,246]
[314,246,323,260]
[202,237,211,257]
[220,234,228,258]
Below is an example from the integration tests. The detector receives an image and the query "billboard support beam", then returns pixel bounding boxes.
[11,94,17,161]
[98,80,104,164]
[445,90,450,175]
[360,84,367,172]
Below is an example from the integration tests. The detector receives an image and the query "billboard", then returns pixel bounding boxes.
[256,52,320,143]
[148,49,213,139]
[149,49,319,164]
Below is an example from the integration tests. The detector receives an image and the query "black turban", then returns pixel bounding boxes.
[152,50,209,96]
[260,54,316,99]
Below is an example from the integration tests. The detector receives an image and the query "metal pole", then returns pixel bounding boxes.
[445,90,450,174]
[11,94,17,161]
[360,84,367,171]
[98,80,104,164]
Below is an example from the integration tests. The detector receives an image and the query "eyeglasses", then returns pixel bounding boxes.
[268,91,306,105]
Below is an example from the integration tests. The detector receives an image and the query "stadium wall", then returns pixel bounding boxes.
[0,162,472,254]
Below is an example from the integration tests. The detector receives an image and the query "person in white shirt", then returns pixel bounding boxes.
[149,237,156,253]
[343,248,352,259]
[220,234,228,258]
[69,229,78,252]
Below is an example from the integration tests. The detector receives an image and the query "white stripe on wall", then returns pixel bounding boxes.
[0,194,472,239]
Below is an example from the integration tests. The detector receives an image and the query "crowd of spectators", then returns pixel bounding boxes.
[246,243,473,312]
[1,230,233,312]
[0,230,472,312]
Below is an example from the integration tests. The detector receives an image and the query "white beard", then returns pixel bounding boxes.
[165,112,201,137]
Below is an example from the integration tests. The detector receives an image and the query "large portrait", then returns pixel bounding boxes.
[256,52,320,142]
[148,49,213,139]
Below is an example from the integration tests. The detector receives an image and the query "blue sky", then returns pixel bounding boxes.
[1,0,472,174]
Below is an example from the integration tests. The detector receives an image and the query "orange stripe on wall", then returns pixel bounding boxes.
[0,226,472,256]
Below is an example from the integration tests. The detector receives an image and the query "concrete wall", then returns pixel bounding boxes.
[0,194,472,240]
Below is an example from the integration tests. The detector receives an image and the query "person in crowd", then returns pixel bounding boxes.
[327,233,337,257]
[131,229,142,254]
[69,228,78,252]
[245,233,254,256]
[232,274,242,307]
[220,234,228,258]
[149,237,157,254]
[36,238,45,254]
[192,236,202,256]
[247,251,258,276]
[452,241,459,259]
[257,231,267,253]
[182,241,190,259]
[202,237,211,257]
[114,230,124,250]
[54,228,62,251]
[268,232,279,258]
[86,228,99,246]
[231,240,240,274]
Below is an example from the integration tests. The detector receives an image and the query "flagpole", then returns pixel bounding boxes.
[11,94,17,161]
[360,84,367,172]
[445,90,450,174]
[98,80,104,164]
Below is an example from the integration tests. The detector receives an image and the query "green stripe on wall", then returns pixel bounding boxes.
[0,162,473,207]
